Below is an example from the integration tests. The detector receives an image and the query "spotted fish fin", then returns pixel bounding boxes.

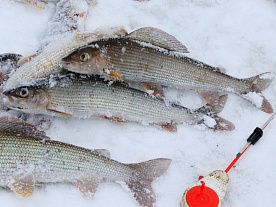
[0,116,50,140]
[123,158,172,207]
[8,172,35,198]
[17,50,42,66]
[91,149,110,158]
[127,27,189,53]
[74,178,101,197]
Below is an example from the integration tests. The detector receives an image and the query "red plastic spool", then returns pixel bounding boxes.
[185,183,219,207]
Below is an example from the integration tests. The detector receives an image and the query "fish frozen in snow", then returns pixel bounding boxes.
[0,116,171,207]
[60,27,275,114]
[3,26,128,92]
[3,74,235,131]
[13,0,97,10]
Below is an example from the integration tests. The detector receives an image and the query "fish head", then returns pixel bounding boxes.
[61,47,106,74]
[3,86,50,114]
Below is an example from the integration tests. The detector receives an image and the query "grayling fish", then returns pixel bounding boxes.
[60,27,274,114]
[3,27,128,93]
[3,74,234,131]
[0,116,171,207]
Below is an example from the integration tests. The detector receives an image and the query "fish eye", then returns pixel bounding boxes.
[80,53,90,62]
[17,87,29,98]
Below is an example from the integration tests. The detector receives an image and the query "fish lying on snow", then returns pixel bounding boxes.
[0,116,171,207]
[3,74,235,131]
[3,27,128,92]
[60,27,275,114]
[13,0,97,10]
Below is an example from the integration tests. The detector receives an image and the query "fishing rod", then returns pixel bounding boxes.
[181,112,276,207]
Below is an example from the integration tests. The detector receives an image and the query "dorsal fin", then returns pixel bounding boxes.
[0,116,50,140]
[127,27,189,53]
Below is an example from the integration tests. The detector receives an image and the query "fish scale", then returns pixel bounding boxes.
[102,38,248,92]
[47,77,202,124]
[0,131,151,187]
[0,116,172,207]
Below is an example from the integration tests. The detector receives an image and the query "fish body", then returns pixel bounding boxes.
[0,116,171,207]
[3,75,234,131]
[61,27,274,113]
[3,27,127,93]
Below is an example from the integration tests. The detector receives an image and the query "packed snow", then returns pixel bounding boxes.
[0,0,276,207]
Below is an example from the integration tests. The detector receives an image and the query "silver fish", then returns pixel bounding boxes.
[0,116,171,207]
[3,27,128,93]
[60,27,274,114]
[3,74,234,131]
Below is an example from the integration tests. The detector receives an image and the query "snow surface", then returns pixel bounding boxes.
[0,0,276,207]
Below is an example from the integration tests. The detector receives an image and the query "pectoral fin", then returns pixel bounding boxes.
[75,178,101,197]
[127,27,189,53]
[9,172,35,198]
[103,69,125,81]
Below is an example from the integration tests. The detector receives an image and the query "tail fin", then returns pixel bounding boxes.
[123,158,171,207]
[243,72,274,113]
[196,94,235,131]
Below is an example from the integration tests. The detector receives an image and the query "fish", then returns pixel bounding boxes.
[60,27,274,114]
[3,74,235,131]
[13,0,97,10]
[0,116,171,207]
[3,26,128,92]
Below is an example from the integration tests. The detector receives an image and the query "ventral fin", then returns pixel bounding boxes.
[156,122,177,132]
[91,149,110,158]
[0,116,50,140]
[127,27,189,53]
[141,82,164,98]
[198,90,221,106]
[17,50,42,66]
[101,116,127,124]
[75,178,101,197]
[103,69,125,81]
[9,172,35,198]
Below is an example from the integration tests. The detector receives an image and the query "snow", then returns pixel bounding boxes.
[0,0,276,207]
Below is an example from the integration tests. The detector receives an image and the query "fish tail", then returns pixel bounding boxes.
[243,72,274,113]
[123,158,171,207]
[195,94,235,131]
